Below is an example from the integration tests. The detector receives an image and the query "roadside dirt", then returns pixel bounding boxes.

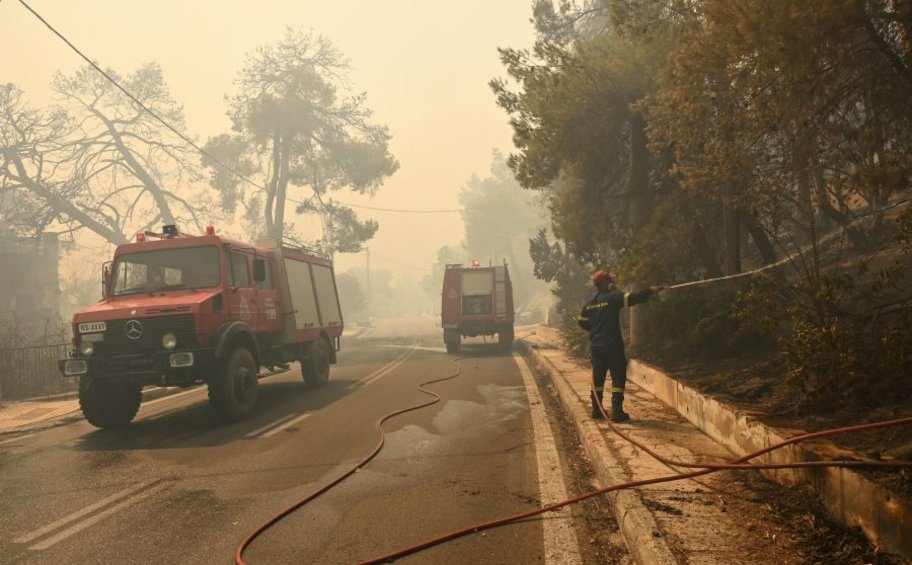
[536,364,633,564]
[530,329,907,564]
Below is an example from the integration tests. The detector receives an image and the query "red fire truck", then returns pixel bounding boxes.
[440,260,514,353]
[59,225,343,428]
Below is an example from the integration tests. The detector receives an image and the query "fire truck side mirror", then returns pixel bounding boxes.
[102,263,112,298]
[253,258,266,283]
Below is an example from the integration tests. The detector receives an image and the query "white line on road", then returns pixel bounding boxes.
[513,352,584,565]
[140,386,204,408]
[0,432,37,446]
[352,346,417,389]
[244,413,299,439]
[14,480,162,545]
[27,481,171,551]
[375,344,447,353]
[260,413,312,438]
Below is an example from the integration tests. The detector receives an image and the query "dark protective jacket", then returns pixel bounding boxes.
[577,287,654,357]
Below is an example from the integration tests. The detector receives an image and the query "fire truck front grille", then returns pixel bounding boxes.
[93,315,196,357]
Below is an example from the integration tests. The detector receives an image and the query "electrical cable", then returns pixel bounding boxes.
[333,201,463,214]
[16,0,269,196]
[16,0,463,220]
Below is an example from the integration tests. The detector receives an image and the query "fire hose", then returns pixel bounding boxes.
[236,356,912,565]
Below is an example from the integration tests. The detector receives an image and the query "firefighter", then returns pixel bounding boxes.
[577,270,663,422]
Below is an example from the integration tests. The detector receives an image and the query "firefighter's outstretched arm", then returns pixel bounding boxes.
[623,285,664,308]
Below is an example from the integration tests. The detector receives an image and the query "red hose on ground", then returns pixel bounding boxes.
[236,357,912,565]
[235,362,462,565]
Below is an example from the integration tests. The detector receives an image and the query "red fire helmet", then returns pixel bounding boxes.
[592,270,614,286]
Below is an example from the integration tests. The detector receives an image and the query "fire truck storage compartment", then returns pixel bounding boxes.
[312,264,342,327]
[461,270,493,316]
[283,258,343,332]
[459,266,508,317]
[285,258,321,330]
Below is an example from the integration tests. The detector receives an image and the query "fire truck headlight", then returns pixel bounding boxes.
[64,359,88,376]
[79,341,94,357]
[162,333,177,351]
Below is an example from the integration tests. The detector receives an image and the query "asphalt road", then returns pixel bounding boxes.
[0,334,598,564]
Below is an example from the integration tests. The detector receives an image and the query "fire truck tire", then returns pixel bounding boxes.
[444,331,460,354]
[208,347,258,422]
[78,377,142,429]
[302,338,331,388]
[499,328,514,350]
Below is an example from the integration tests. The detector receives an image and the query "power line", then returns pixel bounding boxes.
[371,253,431,272]
[17,0,269,194]
[17,0,461,219]
[335,201,463,214]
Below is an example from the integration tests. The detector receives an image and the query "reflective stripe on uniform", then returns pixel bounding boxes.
[593,385,604,392]
[611,387,624,393]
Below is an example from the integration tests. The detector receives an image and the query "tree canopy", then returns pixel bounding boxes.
[206,28,399,253]
[1,63,212,244]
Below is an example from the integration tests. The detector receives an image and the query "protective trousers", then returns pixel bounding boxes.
[590,345,628,421]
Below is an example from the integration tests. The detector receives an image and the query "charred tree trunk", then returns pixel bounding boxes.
[691,216,723,279]
[742,213,777,265]
[723,201,741,275]
[274,133,290,239]
[629,112,651,234]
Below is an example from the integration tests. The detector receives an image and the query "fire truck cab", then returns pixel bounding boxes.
[60,225,343,428]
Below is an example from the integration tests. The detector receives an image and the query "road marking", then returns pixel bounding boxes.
[244,413,299,438]
[0,432,37,446]
[346,347,414,390]
[375,344,447,353]
[359,346,417,388]
[513,352,584,565]
[140,386,204,408]
[139,369,290,417]
[27,481,171,551]
[260,413,312,438]
[14,480,165,546]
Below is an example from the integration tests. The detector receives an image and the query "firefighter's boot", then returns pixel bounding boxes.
[590,391,605,420]
[610,393,630,423]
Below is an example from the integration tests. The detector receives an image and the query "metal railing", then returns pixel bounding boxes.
[0,343,74,401]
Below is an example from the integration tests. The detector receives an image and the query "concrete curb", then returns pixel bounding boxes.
[518,340,678,565]
[629,359,912,561]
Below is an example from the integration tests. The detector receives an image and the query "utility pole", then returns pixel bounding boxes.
[365,246,371,325]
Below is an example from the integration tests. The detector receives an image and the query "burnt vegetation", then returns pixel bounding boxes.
[493,0,912,421]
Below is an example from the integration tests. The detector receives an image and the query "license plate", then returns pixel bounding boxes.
[78,322,107,334]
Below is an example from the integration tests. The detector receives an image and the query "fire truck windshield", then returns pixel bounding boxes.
[111,246,220,295]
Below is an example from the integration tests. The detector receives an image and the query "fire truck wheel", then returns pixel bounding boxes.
[499,328,514,350]
[78,377,142,429]
[444,330,460,354]
[209,347,258,422]
[302,338,330,388]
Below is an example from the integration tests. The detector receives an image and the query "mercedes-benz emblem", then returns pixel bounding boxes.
[124,319,144,340]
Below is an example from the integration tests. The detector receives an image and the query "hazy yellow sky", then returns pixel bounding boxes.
[1,0,535,278]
